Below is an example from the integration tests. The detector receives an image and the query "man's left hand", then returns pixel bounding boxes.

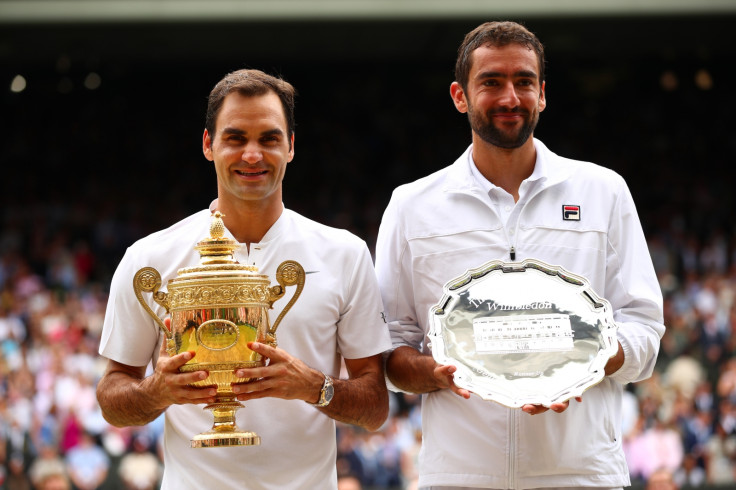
[522,397,582,415]
[231,341,323,403]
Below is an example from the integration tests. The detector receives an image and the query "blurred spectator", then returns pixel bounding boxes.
[630,415,685,482]
[663,355,706,401]
[4,453,31,490]
[647,467,679,490]
[118,433,162,490]
[398,428,421,490]
[673,453,706,488]
[337,425,367,486]
[717,357,736,403]
[703,422,736,485]
[37,473,72,490]
[28,445,67,489]
[64,431,109,490]
[337,473,363,490]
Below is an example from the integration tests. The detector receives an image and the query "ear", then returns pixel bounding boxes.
[287,133,295,162]
[202,129,214,161]
[450,81,469,114]
[538,80,547,112]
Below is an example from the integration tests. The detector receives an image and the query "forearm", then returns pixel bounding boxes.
[96,371,166,427]
[386,346,442,394]
[319,370,388,432]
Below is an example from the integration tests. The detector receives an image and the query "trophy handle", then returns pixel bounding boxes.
[267,260,305,343]
[133,267,174,344]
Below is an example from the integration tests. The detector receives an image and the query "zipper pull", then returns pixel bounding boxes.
[510,246,516,261]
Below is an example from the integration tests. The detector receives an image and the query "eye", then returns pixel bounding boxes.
[482,79,499,87]
[260,135,281,145]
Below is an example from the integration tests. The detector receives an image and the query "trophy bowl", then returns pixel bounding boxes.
[133,212,305,448]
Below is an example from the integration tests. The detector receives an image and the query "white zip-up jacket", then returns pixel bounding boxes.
[375,139,664,489]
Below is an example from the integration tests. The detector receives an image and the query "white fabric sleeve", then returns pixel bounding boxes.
[605,177,665,384]
[335,242,392,360]
[98,246,163,368]
[375,192,426,353]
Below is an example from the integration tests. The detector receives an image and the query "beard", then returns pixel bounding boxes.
[468,106,539,149]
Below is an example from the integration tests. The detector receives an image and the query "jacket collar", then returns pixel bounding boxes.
[442,138,573,195]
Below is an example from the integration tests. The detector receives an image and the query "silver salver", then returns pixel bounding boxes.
[428,258,618,408]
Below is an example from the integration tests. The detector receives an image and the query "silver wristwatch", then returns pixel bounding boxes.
[310,373,334,407]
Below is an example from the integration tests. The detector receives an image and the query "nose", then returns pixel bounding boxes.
[242,141,262,163]
[498,81,521,108]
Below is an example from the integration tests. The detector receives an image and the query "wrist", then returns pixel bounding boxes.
[140,374,170,412]
[309,372,334,407]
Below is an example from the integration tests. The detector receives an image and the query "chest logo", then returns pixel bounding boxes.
[562,205,581,221]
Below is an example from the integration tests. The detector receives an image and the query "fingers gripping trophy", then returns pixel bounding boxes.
[132,211,305,448]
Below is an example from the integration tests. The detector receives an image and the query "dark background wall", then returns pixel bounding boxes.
[1,14,735,282]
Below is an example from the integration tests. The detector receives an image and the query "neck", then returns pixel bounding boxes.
[471,135,536,202]
[211,198,283,247]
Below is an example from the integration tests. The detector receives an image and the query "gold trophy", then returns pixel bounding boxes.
[132,211,305,448]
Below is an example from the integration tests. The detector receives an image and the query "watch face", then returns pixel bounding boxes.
[324,382,334,403]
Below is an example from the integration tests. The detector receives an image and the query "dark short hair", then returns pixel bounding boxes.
[455,21,545,90]
[205,69,296,144]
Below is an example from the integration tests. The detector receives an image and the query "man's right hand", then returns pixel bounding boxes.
[96,318,216,427]
[149,327,217,407]
[433,363,472,399]
[386,346,472,399]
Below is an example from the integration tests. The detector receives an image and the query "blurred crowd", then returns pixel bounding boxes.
[2,19,736,489]
[3,188,736,490]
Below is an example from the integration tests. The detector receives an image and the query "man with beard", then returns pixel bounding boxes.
[375,21,664,489]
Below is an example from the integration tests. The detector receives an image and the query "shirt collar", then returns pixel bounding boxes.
[468,139,548,193]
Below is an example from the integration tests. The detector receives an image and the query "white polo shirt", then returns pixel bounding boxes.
[100,207,391,489]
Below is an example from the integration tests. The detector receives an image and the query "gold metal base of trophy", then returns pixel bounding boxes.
[190,398,261,448]
[190,430,261,448]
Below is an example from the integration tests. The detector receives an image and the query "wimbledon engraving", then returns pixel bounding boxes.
[473,314,574,354]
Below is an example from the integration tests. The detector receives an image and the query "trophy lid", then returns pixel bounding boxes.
[176,211,260,275]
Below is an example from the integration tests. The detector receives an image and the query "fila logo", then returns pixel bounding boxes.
[563,205,581,221]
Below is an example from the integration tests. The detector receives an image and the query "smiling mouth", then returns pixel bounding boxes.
[493,111,527,119]
[235,169,268,177]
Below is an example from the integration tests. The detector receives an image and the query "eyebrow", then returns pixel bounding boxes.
[221,127,285,137]
[261,128,285,138]
[477,70,538,80]
[222,128,246,136]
